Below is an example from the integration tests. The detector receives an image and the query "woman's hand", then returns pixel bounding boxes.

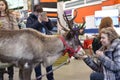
[95,50,104,57]
[42,16,49,22]
[38,12,49,22]
[74,54,88,60]
[41,12,49,22]
[79,55,88,59]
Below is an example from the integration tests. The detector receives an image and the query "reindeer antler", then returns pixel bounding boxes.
[63,12,74,31]
[57,10,78,32]
[57,17,69,31]
[63,10,78,32]
[70,10,78,24]
[80,17,86,29]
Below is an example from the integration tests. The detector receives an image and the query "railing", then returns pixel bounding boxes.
[65,0,84,8]
[86,0,101,3]
[64,0,102,9]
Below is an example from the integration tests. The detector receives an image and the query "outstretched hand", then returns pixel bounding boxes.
[95,50,104,58]
[76,54,88,60]
[74,48,88,60]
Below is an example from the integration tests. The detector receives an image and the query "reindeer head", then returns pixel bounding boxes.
[58,10,86,58]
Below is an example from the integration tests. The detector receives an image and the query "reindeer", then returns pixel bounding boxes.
[57,10,86,48]
[0,11,85,80]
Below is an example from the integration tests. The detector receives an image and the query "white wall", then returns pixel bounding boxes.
[57,2,67,33]
[85,15,96,29]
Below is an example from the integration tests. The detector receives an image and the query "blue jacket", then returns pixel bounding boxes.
[84,38,120,80]
[26,13,53,35]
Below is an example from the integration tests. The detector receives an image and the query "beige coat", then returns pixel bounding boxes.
[0,13,19,30]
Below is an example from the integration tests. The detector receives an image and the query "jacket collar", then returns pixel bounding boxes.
[29,13,38,19]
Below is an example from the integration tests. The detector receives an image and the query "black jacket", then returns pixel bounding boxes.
[92,37,102,54]
[26,13,53,35]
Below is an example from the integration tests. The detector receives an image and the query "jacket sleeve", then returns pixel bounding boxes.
[84,57,103,72]
[98,44,120,72]
[43,19,53,30]
[26,17,43,30]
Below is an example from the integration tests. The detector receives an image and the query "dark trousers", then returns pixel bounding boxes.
[90,72,104,80]
[0,65,14,80]
[35,64,54,80]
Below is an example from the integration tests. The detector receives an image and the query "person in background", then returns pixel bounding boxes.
[26,4,54,80]
[0,0,19,30]
[80,27,120,80]
[0,0,19,80]
[92,17,114,53]
[90,17,114,80]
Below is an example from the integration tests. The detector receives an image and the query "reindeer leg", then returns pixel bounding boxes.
[19,68,24,80]
[19,63,32,80]
[22,66,32,80]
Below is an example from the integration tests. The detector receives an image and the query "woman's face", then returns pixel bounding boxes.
[100,33,110,47]
[0,1,6,12]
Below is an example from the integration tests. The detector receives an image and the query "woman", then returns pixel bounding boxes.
[80,27,120,80]
[92,17,114,53]
[90,16,114,80]
[0,0,19,30]
[0,0,19,80]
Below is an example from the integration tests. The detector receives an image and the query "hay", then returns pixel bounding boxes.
[53,53,69,66]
